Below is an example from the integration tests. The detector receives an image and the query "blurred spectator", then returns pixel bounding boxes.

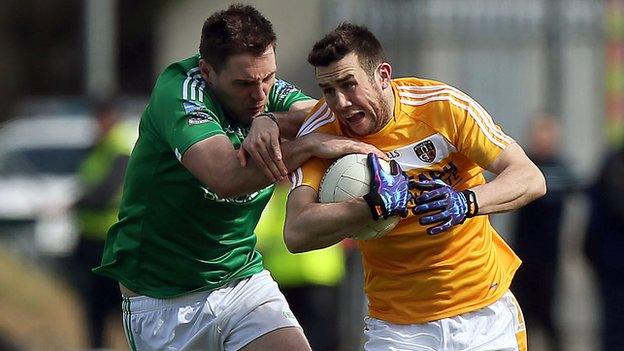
[0,334,21,351]
[68,99,134,348]
[511,114,576,351]
[584,143,624,351]
[255,182,345,351]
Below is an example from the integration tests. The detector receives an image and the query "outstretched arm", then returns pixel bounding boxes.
[183,132,385,198]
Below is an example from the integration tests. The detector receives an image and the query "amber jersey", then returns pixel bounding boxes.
[289,77,521,324]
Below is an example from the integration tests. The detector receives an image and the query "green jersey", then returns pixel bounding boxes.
[93,55,311,298]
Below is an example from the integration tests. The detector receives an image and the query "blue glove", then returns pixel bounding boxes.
[363,153,410,220]
[411,179,478,235]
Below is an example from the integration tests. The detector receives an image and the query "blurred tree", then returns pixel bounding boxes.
[0,0,168,123]
[6,0,83,95]
[118,0,168,94]
[0,0,81,122]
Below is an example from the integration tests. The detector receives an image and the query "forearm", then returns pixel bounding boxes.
[199,135,316,198]
[274,99,317,140]
[223,136,314,196]
[274,110,308,140]
[227,132,387,196]
[285,195,371,253]
[471,162,546,215]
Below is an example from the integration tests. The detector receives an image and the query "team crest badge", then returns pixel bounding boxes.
[188,110,215,125]
[414,140,436,163]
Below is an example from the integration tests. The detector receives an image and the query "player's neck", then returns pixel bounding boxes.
[383,84,395,121]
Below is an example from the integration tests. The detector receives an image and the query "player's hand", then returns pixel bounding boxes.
[237,113,287,182]
[363,153,410,220]
[306,133,388,161]
[410,179,476,235]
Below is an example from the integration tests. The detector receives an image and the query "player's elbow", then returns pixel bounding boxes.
[208,179,253,199]
[283,232,304,254]
[283,225,309,254]
[528,165,547,202]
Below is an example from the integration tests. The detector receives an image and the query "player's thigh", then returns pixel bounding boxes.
[239,326,311,351]
[222,271,308,351]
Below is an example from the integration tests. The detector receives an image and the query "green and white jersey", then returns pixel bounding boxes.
[93,55,311,298]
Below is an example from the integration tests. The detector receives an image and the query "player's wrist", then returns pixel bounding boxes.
[363,192,385,220]
[461,189,479,217]
[254,112,279,127]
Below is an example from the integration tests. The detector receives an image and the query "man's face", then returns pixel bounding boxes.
[316,53,391,137]
[200,46,276,125]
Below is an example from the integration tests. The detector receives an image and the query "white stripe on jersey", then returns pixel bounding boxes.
[398,86,513,149]
[397,84,514,145]
[191,71,205,103]
[182,68,205,103]
[297,103,334,137]
[289,167,303,190]
[198,78,205,102]
[182,76,191,100]
[291,102,334,190]
[182,68,199,100]
[400,95,508,149]
[398,86,513,146]
[190,79,198,101]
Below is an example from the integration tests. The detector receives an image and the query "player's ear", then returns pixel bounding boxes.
[377,62,392,90]
[199,59,215,85]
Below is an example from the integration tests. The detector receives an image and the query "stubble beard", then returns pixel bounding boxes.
[371,86,392,134]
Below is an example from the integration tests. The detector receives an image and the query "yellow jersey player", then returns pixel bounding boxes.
[284,23,546,351]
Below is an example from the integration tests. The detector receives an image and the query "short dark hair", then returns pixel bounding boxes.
[199,4,276,72]
[308,23,386,77]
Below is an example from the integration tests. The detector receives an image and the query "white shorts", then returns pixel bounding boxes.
[364,291,527,351]
[121,270,301,351]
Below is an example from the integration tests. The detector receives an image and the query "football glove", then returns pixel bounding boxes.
[411,179,478,235]
[363,153,410,220]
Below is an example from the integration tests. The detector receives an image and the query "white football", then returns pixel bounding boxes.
[318,153,400,240]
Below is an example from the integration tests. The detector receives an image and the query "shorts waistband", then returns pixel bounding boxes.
[122,288,213,314]
[121,271,268,314]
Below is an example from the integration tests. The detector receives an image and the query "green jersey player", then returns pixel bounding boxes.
[93,5,383,351]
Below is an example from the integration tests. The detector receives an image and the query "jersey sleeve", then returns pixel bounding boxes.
[149,75,225,159]
[421,85,515,169]
[289,157,332,192]
[288,100,338,191]
[267,78,313,112]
